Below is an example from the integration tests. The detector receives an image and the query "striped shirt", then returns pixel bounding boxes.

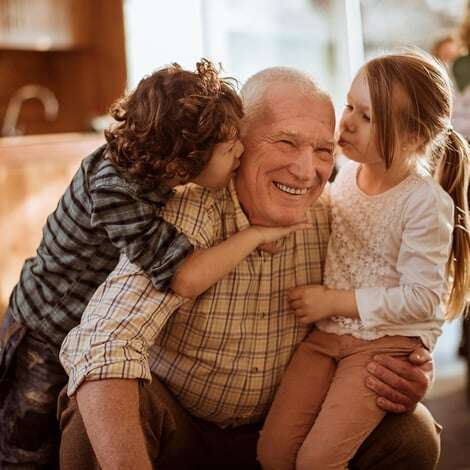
[60,180,330,427]
[8,145,192,347]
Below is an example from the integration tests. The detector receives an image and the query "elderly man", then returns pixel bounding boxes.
[59,67,440,470]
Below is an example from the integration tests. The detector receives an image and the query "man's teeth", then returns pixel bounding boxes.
[274,182,309,195]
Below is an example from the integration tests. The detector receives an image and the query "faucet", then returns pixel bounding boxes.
[1,85,59,137]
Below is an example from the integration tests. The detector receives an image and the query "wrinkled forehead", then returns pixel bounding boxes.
[268,91,335,135]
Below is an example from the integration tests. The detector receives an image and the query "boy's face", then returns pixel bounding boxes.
[191,138,244,189]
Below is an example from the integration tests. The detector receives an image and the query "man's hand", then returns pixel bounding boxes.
[365,347,433,413]
[288,285,334,323]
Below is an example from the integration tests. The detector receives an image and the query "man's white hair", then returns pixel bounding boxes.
[241,66,329,123]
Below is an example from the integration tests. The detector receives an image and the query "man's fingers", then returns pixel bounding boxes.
[372,355,428,383]
[408,347,432,366]
[367,360,427,403]
[365,375,415,411]
[375,397,409,414]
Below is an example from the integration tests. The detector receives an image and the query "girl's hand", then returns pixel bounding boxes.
[250,223,311,245]
[287,285,335,324]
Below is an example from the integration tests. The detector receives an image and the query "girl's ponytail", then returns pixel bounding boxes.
[435,128,470,318]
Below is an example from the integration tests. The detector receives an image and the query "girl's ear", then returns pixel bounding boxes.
[404,132,426,154]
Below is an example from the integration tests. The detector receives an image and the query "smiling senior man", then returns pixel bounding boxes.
[58,67,440,470]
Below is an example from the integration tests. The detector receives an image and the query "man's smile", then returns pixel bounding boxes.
[273,181,311,196]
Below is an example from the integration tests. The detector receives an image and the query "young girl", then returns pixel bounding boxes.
[254,50,470,469]
[0,59,299,468]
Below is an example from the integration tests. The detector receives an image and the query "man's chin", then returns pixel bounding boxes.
[266,210,308,227]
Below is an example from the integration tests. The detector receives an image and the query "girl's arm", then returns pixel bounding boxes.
[289,183,454,327]
[171,223,309,298]
[287,285,358,324]
[355,184,454,329]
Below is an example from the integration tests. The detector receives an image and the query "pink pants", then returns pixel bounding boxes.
[257,329,422,470]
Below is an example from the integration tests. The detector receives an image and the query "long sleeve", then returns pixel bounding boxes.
[356,182,454,328]
[60,254,188,395]
[60,185,222,395]
[89,177,193,290]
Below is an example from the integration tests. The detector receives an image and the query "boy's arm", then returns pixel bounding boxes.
[90,184,193,290]
[171,223,309,298]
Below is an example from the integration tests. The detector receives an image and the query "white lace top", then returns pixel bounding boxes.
[316,161,454,350]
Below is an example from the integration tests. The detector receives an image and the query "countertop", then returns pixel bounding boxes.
[0,132,105,164]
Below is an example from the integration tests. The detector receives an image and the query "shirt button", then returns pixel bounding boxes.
[252,366,259,373]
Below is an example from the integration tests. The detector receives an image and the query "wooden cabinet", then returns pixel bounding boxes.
[0,0,92,50]
[0,132,104,319]
[0,0,127,135]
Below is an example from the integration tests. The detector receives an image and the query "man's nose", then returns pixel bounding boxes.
[289,147,316,181]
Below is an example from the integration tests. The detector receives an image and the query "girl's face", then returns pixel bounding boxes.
[337,71,383,167]
[191,138,244,189]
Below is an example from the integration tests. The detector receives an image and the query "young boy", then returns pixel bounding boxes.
[0,59,245,468]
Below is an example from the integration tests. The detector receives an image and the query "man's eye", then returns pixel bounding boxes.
[318,149,334,161]
[279,139,295,146]
[344,104,353,111]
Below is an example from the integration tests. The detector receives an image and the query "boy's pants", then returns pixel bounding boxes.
[0,311,67,469]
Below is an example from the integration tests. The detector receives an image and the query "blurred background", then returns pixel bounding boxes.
[0,1,469,468]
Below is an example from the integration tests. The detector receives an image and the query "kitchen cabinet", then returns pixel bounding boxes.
[0,0,126,136]
[0,0,92,50]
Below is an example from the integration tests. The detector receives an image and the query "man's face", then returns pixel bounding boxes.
[235,85,335,226]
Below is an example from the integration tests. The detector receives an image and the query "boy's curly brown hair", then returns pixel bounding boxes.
[105,59,244,187]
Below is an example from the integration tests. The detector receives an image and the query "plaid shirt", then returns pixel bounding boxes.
[60,181,330,427]
[8,145,192,347]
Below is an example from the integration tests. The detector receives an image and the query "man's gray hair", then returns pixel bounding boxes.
[241,66,329,123]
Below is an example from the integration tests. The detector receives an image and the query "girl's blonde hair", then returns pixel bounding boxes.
[364,50,470,319]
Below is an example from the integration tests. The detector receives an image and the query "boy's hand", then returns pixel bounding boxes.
[288,285,335,324]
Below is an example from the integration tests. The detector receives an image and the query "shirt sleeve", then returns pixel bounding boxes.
[89,183,193,290]
[59,254,188,396]
[160,184,220,249]
[356,181,454,328]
